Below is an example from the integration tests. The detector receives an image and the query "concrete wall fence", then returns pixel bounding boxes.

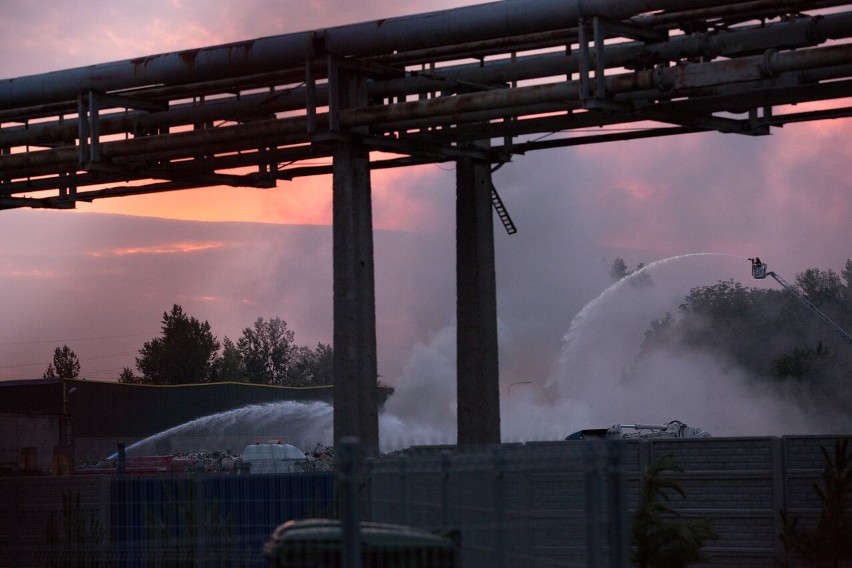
[367,435,850,568]
[1,435,848,567]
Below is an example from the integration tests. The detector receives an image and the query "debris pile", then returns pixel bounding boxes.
[303,443,334,471]
[81,443,339,475]
[608,420,711,439]
[566,420,711,440]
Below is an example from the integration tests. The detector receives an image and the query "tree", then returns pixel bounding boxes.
[289,342,334,387]
[135,305,220,384]
[781,439,852,567]
[237,317,296,384]
[210,337,245,383]
[611,257,651,285]
[671,279,762,370]
[679,279,753,319]
[309,342,334,386]
[632,455,717,568]
[639,312,675,354]
[842,259,852,308]
[796,268,843,306]
[772,342,832,380]
[634,261,852,417]
[118,366,145,384]
[611,257,630,281]
[43,345,80,380]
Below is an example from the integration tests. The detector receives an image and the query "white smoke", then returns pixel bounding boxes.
[385,251,850,444]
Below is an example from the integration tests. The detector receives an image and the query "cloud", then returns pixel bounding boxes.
[2,268,60,279]
[0,211,456,384]
[90,241,226,256]
[0,0,479,77]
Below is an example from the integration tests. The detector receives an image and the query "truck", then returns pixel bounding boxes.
[240,442,308,474]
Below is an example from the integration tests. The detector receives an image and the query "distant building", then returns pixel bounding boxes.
[0,378,393,469]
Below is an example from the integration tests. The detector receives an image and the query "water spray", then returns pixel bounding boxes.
[565,252,748,339]
[545,252,748,388]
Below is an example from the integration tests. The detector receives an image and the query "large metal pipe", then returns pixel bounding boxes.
[7,9,852,151]
[0,0,757,109]
[2,40,850,181]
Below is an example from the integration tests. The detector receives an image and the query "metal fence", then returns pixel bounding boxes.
[0,472,335,567]
[368,436,850,568]
[1,435,848,567]
[369,442,631,568]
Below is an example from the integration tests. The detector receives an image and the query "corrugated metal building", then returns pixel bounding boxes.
[0,379,393,465]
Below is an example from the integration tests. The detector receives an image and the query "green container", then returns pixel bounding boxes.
[263,519,456,567]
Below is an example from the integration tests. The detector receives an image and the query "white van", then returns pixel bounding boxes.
[240,442,307,474]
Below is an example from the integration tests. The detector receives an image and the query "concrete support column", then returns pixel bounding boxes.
[331,65,379,457]
[456,156,500,446]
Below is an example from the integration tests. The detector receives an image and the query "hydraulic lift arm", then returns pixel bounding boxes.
[750,258,852,345]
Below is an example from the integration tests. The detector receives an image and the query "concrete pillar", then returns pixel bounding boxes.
[456,156,501,446]
[331,64,380,457]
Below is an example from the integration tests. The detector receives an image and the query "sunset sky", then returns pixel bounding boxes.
[2,1,851,440]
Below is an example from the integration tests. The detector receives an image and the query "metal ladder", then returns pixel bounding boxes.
[768,270,852,345]
[753,260,852,345]
[490,182,517,235]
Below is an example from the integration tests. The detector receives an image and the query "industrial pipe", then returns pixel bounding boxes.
[2,39,851,182]
[0,0,758,109]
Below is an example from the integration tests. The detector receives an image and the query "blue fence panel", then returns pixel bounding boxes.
[109,472,335,566]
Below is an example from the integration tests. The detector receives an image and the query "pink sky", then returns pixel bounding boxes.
[1,1,851,438]
[2,0,849,252]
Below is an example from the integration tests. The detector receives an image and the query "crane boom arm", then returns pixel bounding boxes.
[767,271,852,345]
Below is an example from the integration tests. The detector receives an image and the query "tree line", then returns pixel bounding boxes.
[45,258,852,394]
[43,305,332,386]
[635,260,852,376]
[627,258,852,417]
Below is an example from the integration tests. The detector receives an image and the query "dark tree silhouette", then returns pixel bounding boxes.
[210,337,245,383]
[635,260,852,415]
[237,317,296,384]
[43,345,80,380]
[136,305,219,384]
